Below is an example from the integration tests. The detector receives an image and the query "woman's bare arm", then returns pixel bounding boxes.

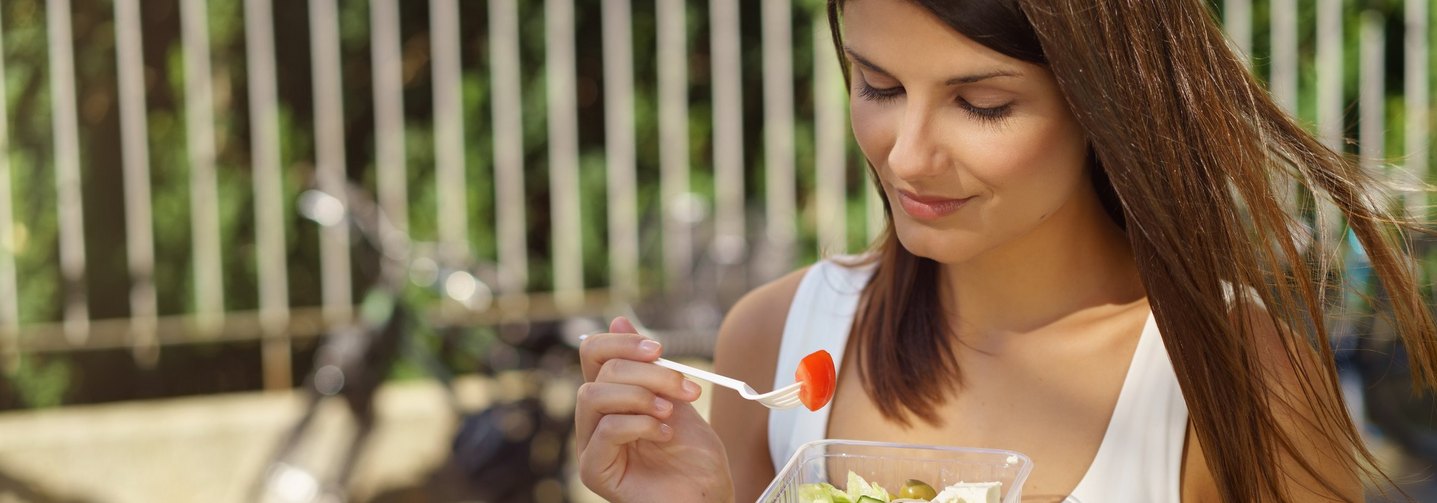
[710,267,809,503]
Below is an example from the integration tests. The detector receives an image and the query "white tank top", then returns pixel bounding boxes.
[767,259,1190,502]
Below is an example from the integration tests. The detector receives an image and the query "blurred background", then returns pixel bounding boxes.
[0,0,1433,502]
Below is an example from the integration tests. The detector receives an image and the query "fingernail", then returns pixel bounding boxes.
[660,423,673,436]
[638,339,661,355]
[682,380,700,397]
[654,397,672,412]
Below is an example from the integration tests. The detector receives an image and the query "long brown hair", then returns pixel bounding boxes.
[828,0,1437,501]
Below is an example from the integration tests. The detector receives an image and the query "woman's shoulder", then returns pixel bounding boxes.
[714,255,877,369]
[715,265,812,360]
[1179,289,1363,500]
[718,254,876,345]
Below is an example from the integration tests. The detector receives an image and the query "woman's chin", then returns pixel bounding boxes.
[894,228,984,265]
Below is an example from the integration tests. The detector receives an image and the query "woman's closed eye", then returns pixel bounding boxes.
[959,97,1014,123]
[857,80,1014,124]
[856,80,905,102]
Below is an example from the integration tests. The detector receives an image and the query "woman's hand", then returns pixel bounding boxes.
[575,317,735,503]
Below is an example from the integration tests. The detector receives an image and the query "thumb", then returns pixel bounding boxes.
[609,316,637,334]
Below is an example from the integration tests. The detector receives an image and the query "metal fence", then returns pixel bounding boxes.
[0,0,1430,390]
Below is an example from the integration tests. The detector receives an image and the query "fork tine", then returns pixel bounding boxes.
[768,398,799,408]
[756,381,801,400]
[762,382,812,408]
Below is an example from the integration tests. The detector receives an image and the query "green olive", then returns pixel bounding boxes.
[898,479,938,500]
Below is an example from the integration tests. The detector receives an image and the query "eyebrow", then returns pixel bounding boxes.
[844,47,1022,85]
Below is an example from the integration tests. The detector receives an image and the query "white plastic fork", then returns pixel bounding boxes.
[582,313,806,410]
[653,358,804,409]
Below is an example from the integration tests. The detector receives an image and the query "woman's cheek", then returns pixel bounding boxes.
[950,125,1035,186]
[960,118,1071,187]
[849,102,892,162]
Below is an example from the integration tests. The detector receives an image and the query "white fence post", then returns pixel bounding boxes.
[1407,0,1431,219]
[432,0,469,264]
[547,0,584,311]
[372,0,409,247]
[1316,0,1345,246]
[711,0,746,266]
[489,0,529,310]
[657,0,691,292]
[603,0,640,300]
[0,5,16,361]
[1359,11,1385,179]
[309,0,353,324]
[181,0,226,334]
[1270,0,1299,114]
[246,0,292,389]
[1271,0,1300,213]
[47,0,90,343]
[116,0,160,362]
[761,0,796,279]
[1224,0,1252,64]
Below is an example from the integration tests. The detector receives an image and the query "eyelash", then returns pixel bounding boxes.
[856,81,1014,124]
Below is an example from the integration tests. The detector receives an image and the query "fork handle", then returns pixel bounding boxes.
[653,358,751,394]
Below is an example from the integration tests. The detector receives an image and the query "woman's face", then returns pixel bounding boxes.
[844,0,1093,264]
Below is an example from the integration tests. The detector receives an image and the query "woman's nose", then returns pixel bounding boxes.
[886,109,948,180]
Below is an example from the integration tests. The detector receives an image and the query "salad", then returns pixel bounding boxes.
[797,471,1001,503]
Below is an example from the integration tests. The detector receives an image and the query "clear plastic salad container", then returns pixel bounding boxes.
[759,439,1034,503]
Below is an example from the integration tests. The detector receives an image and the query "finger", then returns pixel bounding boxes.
[574,381,674,453]
[578,414,674,491]
[580,331,662,382]
[609,316,636,334]
[596,358,702,402]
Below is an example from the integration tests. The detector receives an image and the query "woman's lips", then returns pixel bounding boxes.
[896,190,972,220]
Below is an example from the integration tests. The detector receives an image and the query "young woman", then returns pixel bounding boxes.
[575,0,1437,501]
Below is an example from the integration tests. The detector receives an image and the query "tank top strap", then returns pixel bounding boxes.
[767,258,876,471]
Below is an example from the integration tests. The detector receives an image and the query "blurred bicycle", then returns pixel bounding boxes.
[251,182,589,503]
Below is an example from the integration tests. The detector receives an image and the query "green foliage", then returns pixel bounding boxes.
[7,355,71,408]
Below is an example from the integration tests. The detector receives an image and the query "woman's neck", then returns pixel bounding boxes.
[939,189,1145,340]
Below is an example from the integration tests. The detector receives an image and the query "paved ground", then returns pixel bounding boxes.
[0,378,463,502]
[0,365,717,503]
[0,374,585,503]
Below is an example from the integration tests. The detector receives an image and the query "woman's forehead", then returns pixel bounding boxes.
[841,0,1026,81]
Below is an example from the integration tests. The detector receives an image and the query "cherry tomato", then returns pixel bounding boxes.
[795,350,836,411]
